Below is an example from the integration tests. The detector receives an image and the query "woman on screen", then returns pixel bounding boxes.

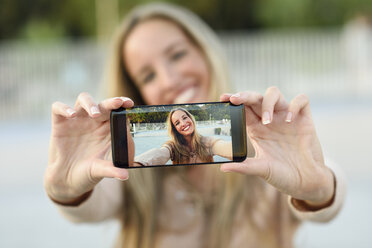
[133,108,232,166]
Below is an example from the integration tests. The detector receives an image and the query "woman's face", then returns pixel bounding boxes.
[171,110,195,137]
[123,18,211,105]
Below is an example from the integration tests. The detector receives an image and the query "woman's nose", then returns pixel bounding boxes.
[158,65,178,89]
[179,120,186,128]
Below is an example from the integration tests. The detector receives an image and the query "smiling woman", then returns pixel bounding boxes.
[44,2,346,248]
[133,108,232,167]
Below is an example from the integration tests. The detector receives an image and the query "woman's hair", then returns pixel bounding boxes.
[165,108,212,164]
[103,3,290,248]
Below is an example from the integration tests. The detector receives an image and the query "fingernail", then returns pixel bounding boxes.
[90,106,100,115]
[66,108,76,116]
[285,112,292,123]
[113,97,123,102]
[262,111,271,125]
[120,97,131,102]
[231,93,240,98]
[115,177,128,181]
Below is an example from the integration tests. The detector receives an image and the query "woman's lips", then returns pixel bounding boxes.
[183,125,190,131]
[174,87,197,104]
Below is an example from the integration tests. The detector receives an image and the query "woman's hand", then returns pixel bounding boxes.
[44,93,134,204]
[220,87,335,208]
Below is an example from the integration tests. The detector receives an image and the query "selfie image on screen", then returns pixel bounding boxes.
[127,103,233,167]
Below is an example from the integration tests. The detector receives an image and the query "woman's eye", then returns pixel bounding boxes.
[170,50,187,61]
[142,72,155,84]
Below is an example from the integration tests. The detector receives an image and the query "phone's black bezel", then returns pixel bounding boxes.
[111,101,247,168]
[111,109,128,168]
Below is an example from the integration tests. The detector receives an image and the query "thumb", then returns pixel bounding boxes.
[90,159,129,181]
[220,158,268,178]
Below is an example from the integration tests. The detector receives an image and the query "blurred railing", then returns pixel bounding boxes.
[1,28,371,120]
[223,29,349,97]
[131,120,231,132]
[0,40,106,120]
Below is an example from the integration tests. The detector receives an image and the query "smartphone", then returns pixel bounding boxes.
[111,102,247,168]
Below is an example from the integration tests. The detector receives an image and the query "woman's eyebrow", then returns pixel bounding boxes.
[173,116,180,124]
[174,114,186,125]
[164,40,186,54]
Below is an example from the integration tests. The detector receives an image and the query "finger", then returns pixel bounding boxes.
[228,91,263,119]
[90,159,129,181]
[220,93,233,102]
[229,91,263,106]
[261,86,288,125]
[286,94,311,123]
[220,158,268,178]
[220,93,261,125]
[75,92,101,118]
[51,101,77,119]
[97,97,134,121]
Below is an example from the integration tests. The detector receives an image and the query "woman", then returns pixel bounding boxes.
[44,3,346,248]
[133,108,232,167]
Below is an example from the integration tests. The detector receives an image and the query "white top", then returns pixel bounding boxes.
[53,158,346,248]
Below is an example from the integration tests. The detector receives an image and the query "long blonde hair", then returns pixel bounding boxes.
[166,108,212,164]
[103,3,296,248]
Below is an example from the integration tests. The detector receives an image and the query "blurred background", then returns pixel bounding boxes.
[0,0,371,247]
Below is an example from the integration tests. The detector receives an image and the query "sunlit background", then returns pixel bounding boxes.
[1,0,372,247]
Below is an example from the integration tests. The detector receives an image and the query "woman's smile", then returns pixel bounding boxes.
[174,86,198,104]
[182,124,190,131]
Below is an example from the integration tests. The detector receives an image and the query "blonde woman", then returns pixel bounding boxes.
[133,108,232,167]
[44,3,346,248]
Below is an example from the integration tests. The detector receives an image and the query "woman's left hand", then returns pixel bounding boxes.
[220,87,335,208]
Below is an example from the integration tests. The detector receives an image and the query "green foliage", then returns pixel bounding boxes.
[0,0,95,40]
[1,0,371,40]
[20,19,65,41]
[214,127,221,135]
[127,103,230,124]
[128,105,169,123]
[254,0,372,27]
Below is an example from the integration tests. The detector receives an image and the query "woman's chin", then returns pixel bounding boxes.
[184,131,194,136]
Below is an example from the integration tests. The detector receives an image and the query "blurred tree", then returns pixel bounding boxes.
[1,0,371,41]
[163,0,258,29]
[95,0,119,43]
[254,0,372,27]
[0,0,95,40]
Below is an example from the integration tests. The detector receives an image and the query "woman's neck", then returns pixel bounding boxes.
[184,135,193,149]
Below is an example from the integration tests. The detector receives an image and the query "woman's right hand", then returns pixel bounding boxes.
[44,93,134,204]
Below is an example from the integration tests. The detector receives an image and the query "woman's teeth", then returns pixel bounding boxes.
[183,125,190,131]
[174,87,196,104]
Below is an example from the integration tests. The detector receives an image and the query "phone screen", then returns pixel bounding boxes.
[111,102,247,168]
